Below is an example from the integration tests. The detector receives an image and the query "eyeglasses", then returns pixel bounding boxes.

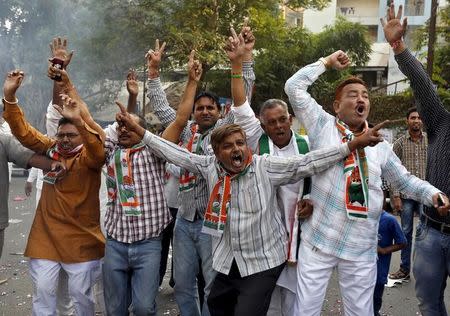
[56,133,80,140]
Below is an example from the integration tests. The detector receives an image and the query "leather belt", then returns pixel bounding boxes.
[421,214,450,235]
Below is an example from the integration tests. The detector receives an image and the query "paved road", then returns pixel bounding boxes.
[1,176,449,315]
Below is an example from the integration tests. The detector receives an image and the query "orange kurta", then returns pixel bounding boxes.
[3,103,105,263]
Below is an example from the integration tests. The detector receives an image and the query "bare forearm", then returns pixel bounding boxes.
[28,154,55,171]
[231,60,246,107]
[378,243,405,255]
[162,79,197,143]
[127,93,138,113]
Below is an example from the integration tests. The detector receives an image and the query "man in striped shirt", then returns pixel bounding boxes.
[389,107,427,282]
[146,25,255,316]
[382,2,450,314]
[284,49,448,316]
[226,28,311,316]
[114,103,387,315]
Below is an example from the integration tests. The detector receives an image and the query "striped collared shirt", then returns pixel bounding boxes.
[103,138,171,243]
[146,62,255,221]
[142,130,351,276]
[392,132,427,198]
[284,60,440,261]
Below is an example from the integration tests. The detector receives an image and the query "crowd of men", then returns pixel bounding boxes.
[1,2,450,316]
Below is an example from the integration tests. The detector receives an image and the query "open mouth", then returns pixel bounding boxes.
[356,105,365,115]
[231,153,243,168]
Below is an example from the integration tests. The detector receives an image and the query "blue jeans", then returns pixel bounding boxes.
[103,236,162,316]
[413,222,450,316]
[173,216,217,316]
[400,198,423,272]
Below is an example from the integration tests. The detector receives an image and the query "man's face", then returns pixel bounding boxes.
[333,83,370,132]
[117,114,143,148]
[260,105,293,148]
[56,123,83,150]
[406,111,422,133]
[216,132,249,174]
[193,96,221,131]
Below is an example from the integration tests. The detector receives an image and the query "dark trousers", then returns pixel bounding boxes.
[159,207,178,286]
[373,282,385,316]
[207,260,285,316]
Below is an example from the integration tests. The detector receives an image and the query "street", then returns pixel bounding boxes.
[1,176,449,315]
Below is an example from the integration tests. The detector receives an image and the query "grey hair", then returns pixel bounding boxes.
[258,99,289,122]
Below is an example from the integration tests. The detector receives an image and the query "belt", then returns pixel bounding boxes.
[421,214,450,235]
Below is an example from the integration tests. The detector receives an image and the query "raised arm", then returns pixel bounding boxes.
[380,2,449,136]
[48,37,74,109]
[2,70,54,153]
[48,66,106,142]
[115,103,211,175]
[241,17,256,105]
[162,50,202,143]
[268,121,388,186]
[146,39,178,128]
[53,94,105,168]
[126,69,139,113]
[227,24,262,150]
[284,51,349,140]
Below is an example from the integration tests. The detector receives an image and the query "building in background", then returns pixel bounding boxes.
[288,0,446,94]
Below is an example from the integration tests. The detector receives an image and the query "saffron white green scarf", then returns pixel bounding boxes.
[106,142,145,216]
[336,119,369,220]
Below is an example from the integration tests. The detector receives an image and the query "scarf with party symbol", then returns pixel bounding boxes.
[336,119,369,220]
[179,124,205,192]
[202,151,253,237]
[106,142,146,216]
[44,143,83,184]
[259,131,311,264]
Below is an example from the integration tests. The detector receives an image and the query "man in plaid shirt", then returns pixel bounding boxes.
[284,47,449,315]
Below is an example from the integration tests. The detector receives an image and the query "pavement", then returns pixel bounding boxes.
[1,176,449,315]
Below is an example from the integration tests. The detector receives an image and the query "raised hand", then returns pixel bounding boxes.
[350,120,389,151]
[187,50,203,82]
[53,94,83,125]
[126,69,139,96]
[324,50,350,70]
[380,1,407,44]
[225,27,246,62]
[146,39,166,77]
[47,66,72,91]
[115,101,146,137]
[49,37,74,69]
[240,17,255,61]
[3,70,25,102]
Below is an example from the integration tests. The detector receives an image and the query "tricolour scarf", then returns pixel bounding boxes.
[336,119,369,220]
[44,143,83,184]
[259,131,311,264]
[202,151,253,237]
[179,124,204,192]
[106,142,146,216]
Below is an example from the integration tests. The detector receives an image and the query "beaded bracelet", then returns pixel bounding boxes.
[2,97,18,105]
[231,73,243,79]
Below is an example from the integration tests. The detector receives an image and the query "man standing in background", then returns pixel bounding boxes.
[389,107,427,283]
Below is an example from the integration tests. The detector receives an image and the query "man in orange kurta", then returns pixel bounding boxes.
[2,70,105,315]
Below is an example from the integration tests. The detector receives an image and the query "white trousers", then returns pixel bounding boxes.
[294,241,376,316]
[30,258,101,316]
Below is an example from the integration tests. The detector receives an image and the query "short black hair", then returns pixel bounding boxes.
[406,107,418,119]
[57,117,74,127]
[131,113,148,129]
[194,91,221,111]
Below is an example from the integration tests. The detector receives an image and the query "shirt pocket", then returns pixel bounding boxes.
[236,182,264,214]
